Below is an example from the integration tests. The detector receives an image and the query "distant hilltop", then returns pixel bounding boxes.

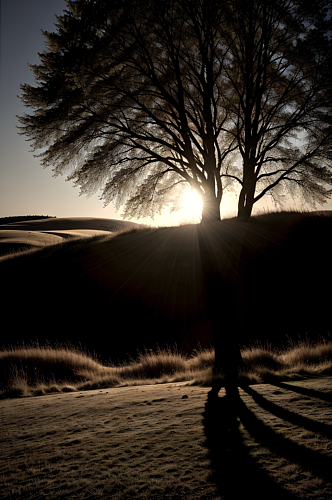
[0,215,56,224]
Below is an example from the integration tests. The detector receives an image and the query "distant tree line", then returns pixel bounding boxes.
[0,216,57,225]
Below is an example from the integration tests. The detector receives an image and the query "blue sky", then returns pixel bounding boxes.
[0,0,131,221]
[1,0,331,224]
[0,0,202,224]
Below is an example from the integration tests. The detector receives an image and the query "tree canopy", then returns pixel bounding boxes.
[19,0,332,221]
[225,0,332,217]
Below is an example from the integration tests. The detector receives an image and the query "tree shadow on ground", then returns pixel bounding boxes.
[270,380,332,403]
[244,385,332,440]
[203,388,332,499]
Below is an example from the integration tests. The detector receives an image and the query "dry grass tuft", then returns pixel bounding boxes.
[0,337,331,398]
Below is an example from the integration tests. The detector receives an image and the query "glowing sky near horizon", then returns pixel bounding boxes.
[1,0,331,226]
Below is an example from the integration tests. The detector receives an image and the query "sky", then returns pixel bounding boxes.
[1,0,331,226]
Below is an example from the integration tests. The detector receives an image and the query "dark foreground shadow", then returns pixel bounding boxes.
[203,394,297,500]
[240,387,332,484]
[203,389,332,499]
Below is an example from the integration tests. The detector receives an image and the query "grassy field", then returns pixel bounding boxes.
[1,370,331,499]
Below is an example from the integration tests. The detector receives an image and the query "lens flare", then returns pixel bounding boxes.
[181,189,203,222]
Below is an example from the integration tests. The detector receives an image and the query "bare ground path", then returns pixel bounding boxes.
[0,378,331,499]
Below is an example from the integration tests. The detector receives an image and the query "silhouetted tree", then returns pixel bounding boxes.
[18,0,239,223]
[223,0,332,218]
[18,0,331,222]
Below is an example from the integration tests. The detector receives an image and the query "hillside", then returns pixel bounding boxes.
[0,215,56,224]
[0,217,142,256]
[1,211,331,362]
[0,216,141,232]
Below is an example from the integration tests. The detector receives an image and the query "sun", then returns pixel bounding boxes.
[181,189,203,222]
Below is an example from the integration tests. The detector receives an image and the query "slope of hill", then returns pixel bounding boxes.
[0,217,143,256]
[0,216,141,232]
[0,211,331,362]
[0,215,56,224]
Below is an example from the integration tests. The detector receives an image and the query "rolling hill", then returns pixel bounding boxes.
[0,211,331,362]
[0,217,142,256]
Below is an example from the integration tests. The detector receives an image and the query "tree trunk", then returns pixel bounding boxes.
[238,183,256,219]
[200,188,221,224]
[237,167,256,219]
[197,225,244,398]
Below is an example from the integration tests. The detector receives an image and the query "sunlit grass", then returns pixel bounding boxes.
[0,338,331,398]
[239,338,332,384]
